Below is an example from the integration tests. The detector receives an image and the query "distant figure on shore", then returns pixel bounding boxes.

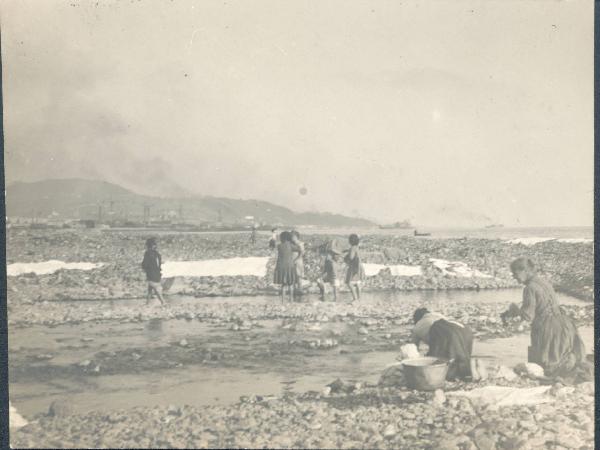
[411,308,474,380]
[274,231,298,302]
[317,240,342,301]
[141,238,165,305]
[344,234,365,301]
[503,257,592,382]
[250,226,257,245]
[290,230,305,296]
[269,228,278,250]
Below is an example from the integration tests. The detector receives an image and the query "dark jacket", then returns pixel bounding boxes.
[141,249,162,282]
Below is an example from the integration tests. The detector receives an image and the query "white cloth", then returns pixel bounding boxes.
[7,260,103,276]
[447,386,553,409]
[9,402,28,429]
[162,257,270,277]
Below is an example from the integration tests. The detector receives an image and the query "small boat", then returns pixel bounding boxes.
[414,230,431,237]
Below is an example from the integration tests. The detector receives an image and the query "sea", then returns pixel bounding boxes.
[295,226,594,241]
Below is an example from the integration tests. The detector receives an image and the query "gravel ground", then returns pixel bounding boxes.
[11,379,595,449]
[6,230,593,303]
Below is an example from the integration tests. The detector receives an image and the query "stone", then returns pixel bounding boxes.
[433,389,446,406]
[514,362,544,378]
[179,339,189,347]
[549,385,575,398]
[574,381,594,396]
[518,420,536,431]
[167,405,181,416]
[383,424,397,438]
[308,421,322,430]
[48,399,74,417]
[555,433,584,449]
[358,327,369,335]
[473,434,497,450]
[378,365,405,387]
[494,365,517,381]
[327,378,346,393]
[78,359,91,368]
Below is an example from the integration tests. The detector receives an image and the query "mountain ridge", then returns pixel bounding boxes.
[6,179,376,227]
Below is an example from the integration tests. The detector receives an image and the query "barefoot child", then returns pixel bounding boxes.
[141,238,165,305]
[344,234,365,301]
[316,240,341,301]
[269,228,278,250]
[290,230,305,297]
[273,231,297,302]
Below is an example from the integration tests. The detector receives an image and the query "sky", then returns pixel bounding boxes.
[1,0,593,227]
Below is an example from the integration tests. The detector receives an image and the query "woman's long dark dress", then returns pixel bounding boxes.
[273,241,298,286]
[521,276,590,380]
[427,319,473,380]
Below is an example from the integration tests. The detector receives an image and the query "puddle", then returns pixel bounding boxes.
[9,290,592,418]
[54,287,589,308]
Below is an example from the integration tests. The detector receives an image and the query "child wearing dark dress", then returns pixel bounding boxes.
[269,228,278,250]
[344,234,365,301]
[141,238,165,305]
[316,240,342,301]
[273,231,298,302]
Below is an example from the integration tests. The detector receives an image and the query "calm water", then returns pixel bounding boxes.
[100,226,593,241]
[9,290,591,418]
[294,226,593,240]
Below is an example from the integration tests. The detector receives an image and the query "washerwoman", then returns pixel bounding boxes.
[503,257,592,382]
[411,308,474,380]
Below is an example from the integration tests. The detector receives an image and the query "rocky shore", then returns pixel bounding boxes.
[6,229,594,304]
[8,229,594,449]
[11,378,595,449]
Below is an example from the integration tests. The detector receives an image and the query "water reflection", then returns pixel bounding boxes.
[145,318,164,342]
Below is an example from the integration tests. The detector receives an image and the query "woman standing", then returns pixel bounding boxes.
[504,257,591,381]
[273,231,298,302]
[344,234,365,301]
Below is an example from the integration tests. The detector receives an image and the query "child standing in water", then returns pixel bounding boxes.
[344,234,365,301]
[141,238,165,306]
[290,230,305,297]
[269,228,278,250]
[316,240,341,301]
[273,231,298,302]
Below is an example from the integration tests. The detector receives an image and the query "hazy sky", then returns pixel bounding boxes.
[1,0,593,226]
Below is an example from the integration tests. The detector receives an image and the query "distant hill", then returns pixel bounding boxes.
[6,179,376,228]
